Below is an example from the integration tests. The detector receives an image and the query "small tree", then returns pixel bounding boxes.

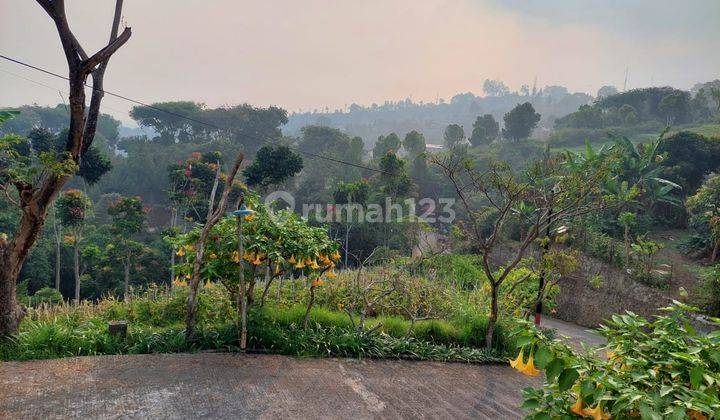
[469,114,500,146]
[56,190,91,303]
[107,196,146,300]
[372,133,402,160]
[617,211,636,265]
[502,102,541,142]
[443,124,465,148]
[243,144,303,190]
[431,152,611,347]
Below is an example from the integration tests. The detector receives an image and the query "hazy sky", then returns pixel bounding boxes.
[1,0,719,123]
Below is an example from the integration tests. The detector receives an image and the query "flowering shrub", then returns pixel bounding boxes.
[517,302,720,419]
[169,194,340,294]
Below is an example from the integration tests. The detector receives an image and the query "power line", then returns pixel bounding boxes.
[0,54,391,175]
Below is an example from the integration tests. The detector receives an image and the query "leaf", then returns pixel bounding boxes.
[522,398,540,410]
[545,358,565,382]
[534,345,552,369]
[639,403,662,420]
[659,385,673,397]
[557,368,579,392]
[689,366,703,389]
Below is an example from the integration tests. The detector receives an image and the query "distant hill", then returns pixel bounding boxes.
[284,86,593,146]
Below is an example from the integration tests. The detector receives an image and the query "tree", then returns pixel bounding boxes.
[687,174,720,262]
[129,101,202,144]
[0,0,131,336]
[502,102,540,142]
[107,196,146,300]
[443,124,465,148]
[658,91,691,124]
[431,151,611,348]
[243,144,303,189]
[483,79,509,97]
[333,180,370,267]
[183,153,244,341]
[711,88,720,114]
[402,130,426,159]
[597,85,618,98]
[56,190,91,303]
[372,133,401,160]
[469,114,499,147]
[657,131,720,194]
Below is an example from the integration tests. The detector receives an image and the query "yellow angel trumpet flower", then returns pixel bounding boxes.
[312,278,325,287]
[243,251,254,261]
[176,247,186,257]
[331,250,341,261]
[288,255,297,264]
[310,259,321,270]
[570,395,584,416]
[244,214,254,222]
[326,269,337,279]
[231,251,240,263]
[252,256,262,266]
[304,257,313,266]
[582,404,610,420]
[509,348,526,371]
[295,260,305,269]
[520,352,541,376]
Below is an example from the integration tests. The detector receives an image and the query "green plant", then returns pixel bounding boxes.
[518,302,720,419]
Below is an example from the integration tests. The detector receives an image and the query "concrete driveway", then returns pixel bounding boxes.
[0,353,540,419]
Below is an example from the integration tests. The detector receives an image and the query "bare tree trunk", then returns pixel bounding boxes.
[237,217,247,349]
[0,0,130,336]
[711,238,719,263]
[303,285,316,329]
[169,207,177,286]
[344,226,350,268]
[73,238,80,304]
[53,207,61,291]
[123,251,130,301]
[185,154,244,342]
[485,284,498,349]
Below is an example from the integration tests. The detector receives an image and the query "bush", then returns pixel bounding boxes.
[519,302,720,418]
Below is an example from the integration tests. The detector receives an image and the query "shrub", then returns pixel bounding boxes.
[518,302,720,419]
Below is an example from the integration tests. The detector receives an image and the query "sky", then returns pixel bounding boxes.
[1,0,718,124]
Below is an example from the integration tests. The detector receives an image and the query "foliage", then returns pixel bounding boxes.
[1,285,511,363]
[372,132,402,160]
[519,302,720,419]
[108,196,146,237]
[243,144,303,188]
[687,174,720,260]
[469,114,500,146]
[503,102,541,141]
[443,124,465,148]
[658,131,720,194]
[56,189,90,228]
[169,194,340,294]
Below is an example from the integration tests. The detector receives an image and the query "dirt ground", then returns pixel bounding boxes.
[0,353,541,419]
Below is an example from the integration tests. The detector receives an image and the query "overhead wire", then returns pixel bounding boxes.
[0,54,392,175]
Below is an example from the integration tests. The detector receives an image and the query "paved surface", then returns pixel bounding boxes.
[0,353,541,419]
[541,317,607,350]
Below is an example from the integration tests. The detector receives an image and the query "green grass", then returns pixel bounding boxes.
[1,300,512,364]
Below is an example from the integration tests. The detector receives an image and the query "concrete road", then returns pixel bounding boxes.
[0,353,541,419]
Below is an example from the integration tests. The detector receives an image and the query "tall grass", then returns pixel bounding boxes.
[1,295,512,363]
